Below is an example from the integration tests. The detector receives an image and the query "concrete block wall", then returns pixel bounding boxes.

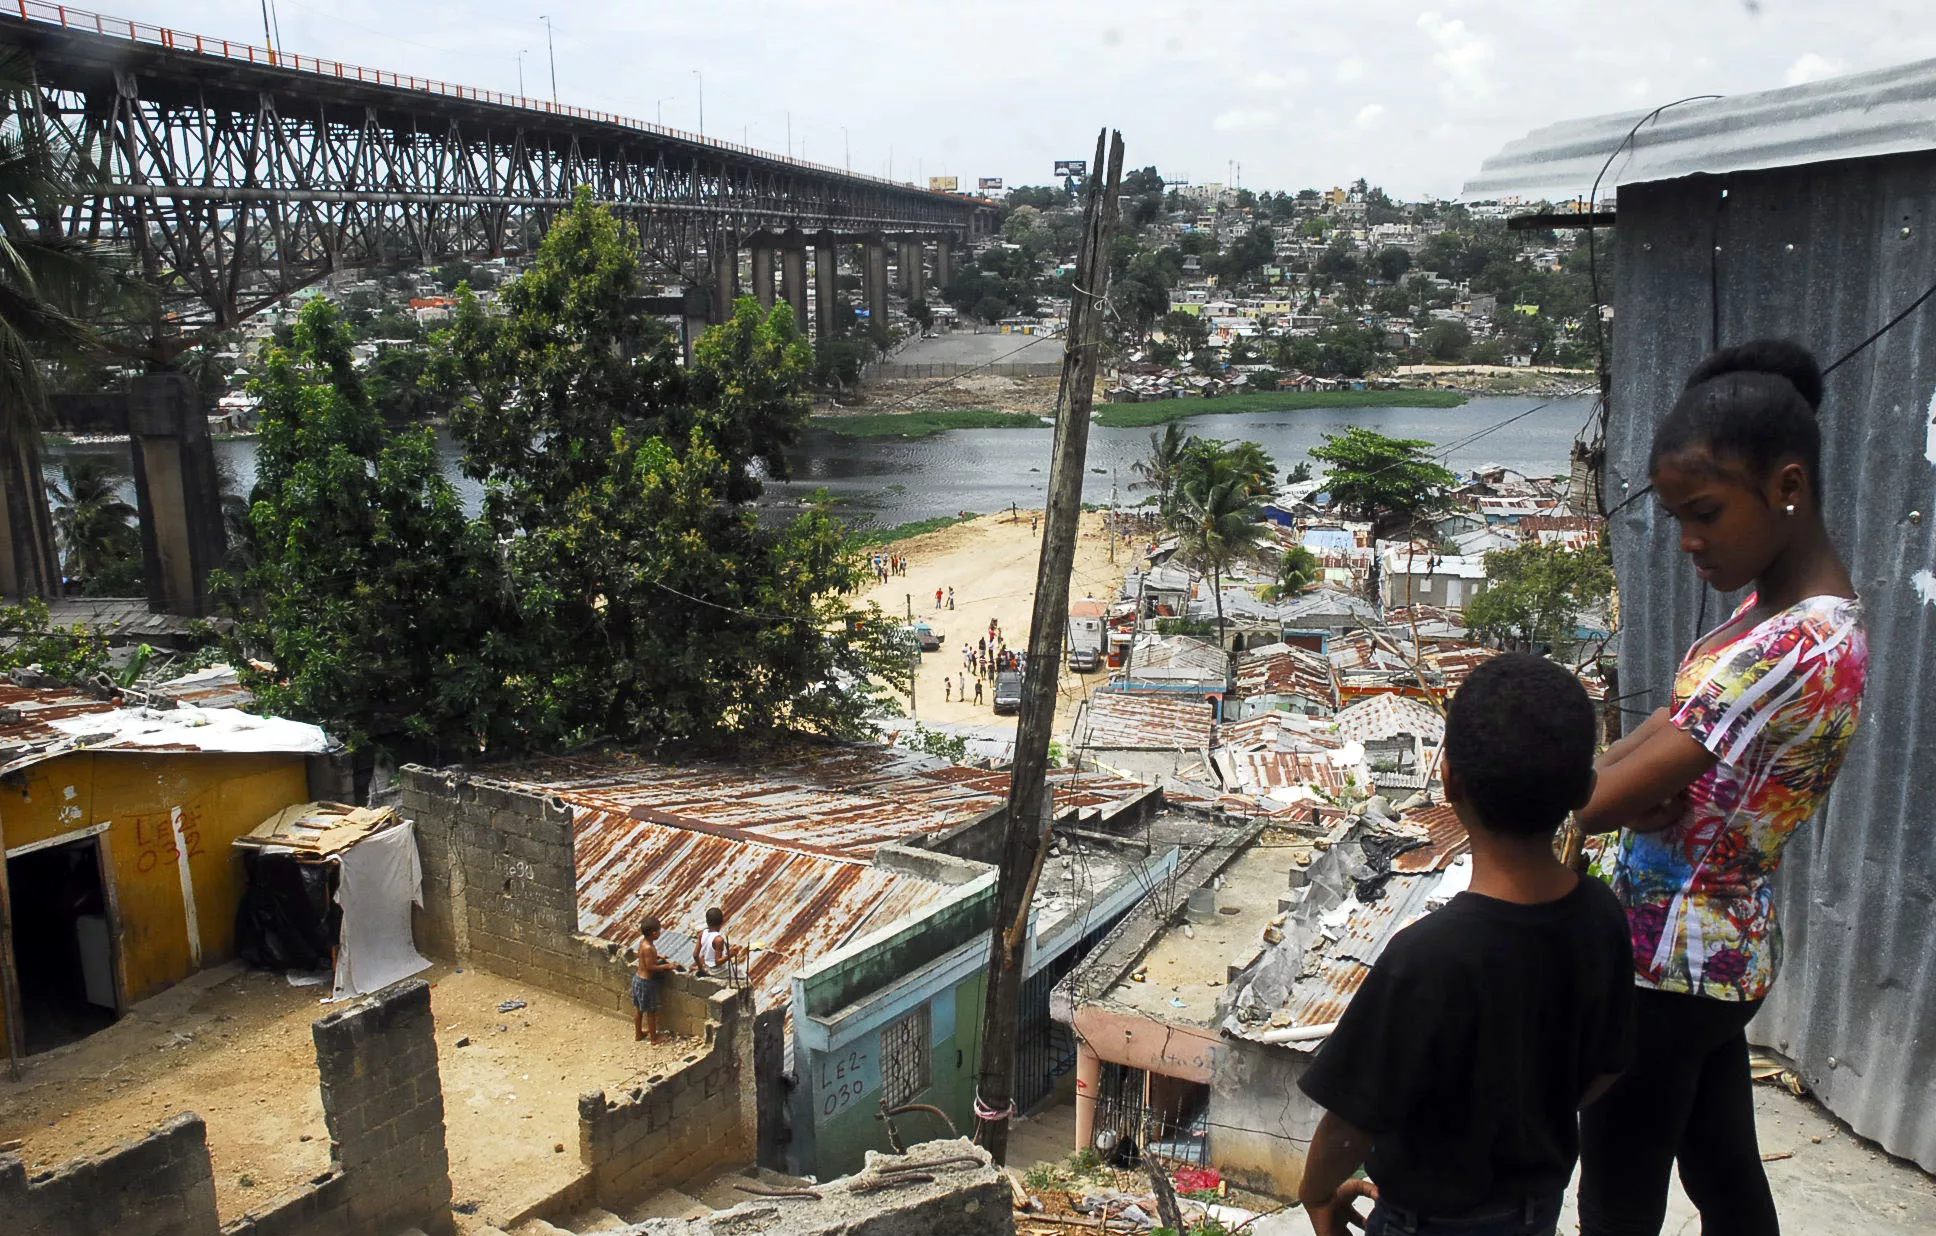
[401,765,715,1035]
[311,977,454,1235]
[0,1111,221,1236]
[576,983,757,1209]
[625,1139,1012,1236]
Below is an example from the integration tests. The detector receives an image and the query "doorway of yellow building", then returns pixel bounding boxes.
[6,836,121,1054]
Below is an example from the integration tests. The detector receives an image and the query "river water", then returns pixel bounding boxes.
[47,394,1595,526]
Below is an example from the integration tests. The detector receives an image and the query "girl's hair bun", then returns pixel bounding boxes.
[1683,338,1823,412]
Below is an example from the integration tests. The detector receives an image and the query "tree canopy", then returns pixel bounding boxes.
[1308,427,1456,539]
[1464,541,1614,651]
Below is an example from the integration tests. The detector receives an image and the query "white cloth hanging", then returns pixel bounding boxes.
[329,820,431,1001]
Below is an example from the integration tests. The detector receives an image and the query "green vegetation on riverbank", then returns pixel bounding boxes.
[1093,388,1466,428]
[811,408,1046,437]
[848,512,981,547]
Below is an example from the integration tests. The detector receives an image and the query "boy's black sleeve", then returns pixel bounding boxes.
[1296,928,1459,1135]
[1593,891,1637,1075]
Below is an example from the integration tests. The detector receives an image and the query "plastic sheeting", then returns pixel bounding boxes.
[329,821,430,1002]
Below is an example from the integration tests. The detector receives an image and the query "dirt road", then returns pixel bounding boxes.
[858,509,1133,737]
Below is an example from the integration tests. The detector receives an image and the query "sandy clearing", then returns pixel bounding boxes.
[857,509,1134,738]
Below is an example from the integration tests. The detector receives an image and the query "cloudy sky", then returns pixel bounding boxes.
[97,1,1936,198]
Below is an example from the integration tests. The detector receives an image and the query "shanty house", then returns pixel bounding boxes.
[0,685,332,1057]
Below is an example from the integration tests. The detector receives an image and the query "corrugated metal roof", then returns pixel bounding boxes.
[1463,58,1936,201]
[0,683,328,777]
[1232,643,1340,709]
[1605,163,1936,1169]
[570,805,950,1014]
[1391,803,1469,874]
[1334,693,1445,745]
[1078,692,1216,751]
[492,745,1008,858]
[1217,710,1345,753]
[1117,633,1228,686]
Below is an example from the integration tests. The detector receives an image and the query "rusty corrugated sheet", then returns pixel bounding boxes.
[1078,693,1216,750]
[570,805,949,1014]
[1233,644,1340,709]
[1391,804,1469,874]
[1333,693,1445,745]
[1606,161,1936,1169]
[0,683,326,776]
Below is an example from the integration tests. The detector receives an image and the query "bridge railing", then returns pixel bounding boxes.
[7,0,993,208]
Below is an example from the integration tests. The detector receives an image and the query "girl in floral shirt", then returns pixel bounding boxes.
[1575,340,1868,1236]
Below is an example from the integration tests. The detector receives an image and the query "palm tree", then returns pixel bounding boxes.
[1261,545,1319,602]
[1175,469,1270,648]
[51,455,138,586]
[0,48,134,598]
[1131,421,1192,517]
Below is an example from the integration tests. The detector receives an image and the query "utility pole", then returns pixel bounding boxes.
[517,50,528,98]
[540,16,558,105]
[972,128,1124,1165]
[692,70,705,136]
[906,594,918,719]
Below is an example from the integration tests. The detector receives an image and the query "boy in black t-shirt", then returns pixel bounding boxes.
[1296,654,1634,1236]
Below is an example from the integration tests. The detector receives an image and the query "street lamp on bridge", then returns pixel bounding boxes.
[691,70,704,137]
[540,16,558,105]
[517,49,528,99]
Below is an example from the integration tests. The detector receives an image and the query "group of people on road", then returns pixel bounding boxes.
[869,552,907,584]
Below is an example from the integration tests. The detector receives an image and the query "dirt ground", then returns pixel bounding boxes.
[859,509,1134,739]
[0,961,699,1228]
[818,372,1065,416]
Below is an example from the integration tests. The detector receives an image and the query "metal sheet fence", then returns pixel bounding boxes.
[1609,158,1936,1170]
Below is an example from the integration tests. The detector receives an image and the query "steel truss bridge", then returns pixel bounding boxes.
[0,3,993,347]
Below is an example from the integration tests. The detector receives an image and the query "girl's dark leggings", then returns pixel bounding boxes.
[1578,987,1777,1236]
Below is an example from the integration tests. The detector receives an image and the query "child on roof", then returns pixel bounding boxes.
[1295,654,1635,1236]
[693,906,733,980]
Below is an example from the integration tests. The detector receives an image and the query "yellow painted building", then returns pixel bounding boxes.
[0,688,327,1057]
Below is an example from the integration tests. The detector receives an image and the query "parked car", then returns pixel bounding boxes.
[911,620,943,652]
[993,669,1023,714]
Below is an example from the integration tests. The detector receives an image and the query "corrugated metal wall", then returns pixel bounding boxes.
[1609,153,1936,1170]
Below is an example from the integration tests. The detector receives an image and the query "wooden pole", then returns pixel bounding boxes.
[0,843,27,1079]
[972,128,1123,1165]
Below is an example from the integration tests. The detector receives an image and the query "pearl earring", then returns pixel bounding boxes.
[1784,504,1796,515]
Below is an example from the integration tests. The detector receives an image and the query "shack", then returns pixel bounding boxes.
[0,685,332,1057]
[1468,58,1936,1170]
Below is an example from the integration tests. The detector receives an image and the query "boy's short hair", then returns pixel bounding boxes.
[706,907,725,929]
[639,915,662,938]
[1444,653,1596,835]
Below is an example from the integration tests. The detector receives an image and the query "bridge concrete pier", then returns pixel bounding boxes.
[813,233,839,341]
[711,231,740,322]
[936,237,955,290]
[897,239,921,300]
[751,237,777,311]
[780,232,809,332]
[864,237,889,329]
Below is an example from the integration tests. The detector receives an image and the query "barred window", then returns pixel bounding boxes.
[880,1006,931,1108]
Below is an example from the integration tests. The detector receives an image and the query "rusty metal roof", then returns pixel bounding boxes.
[1077,692,1216,751]
[0,683,328,777]
[1233,643,1340,710]
[1333,693,1445,745]
[1217,710,1345,753]
[1218,748,1353,801]
[490,745,1009,859]
[570,804,952,1014]
[1391,803,1470,874]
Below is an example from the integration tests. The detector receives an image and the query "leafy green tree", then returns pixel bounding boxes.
[1132,422,1192,513]
[1175,438,1276,502]
[908,299,935,333]
[441,191,901,751]
[1314,321,1392,378]
[1373,246,1413,283]
[0,597,112,680]
[1464,541,1614,651]
[1309,427,1456,539]
[222,298,504,758]
[1210,224,1275,286]
[50,456,140,594]
[1160,309,1210,360]
[1423,320,1472,362]
[365,344,448,422]
[1175,465,1270,642]
[1287,461,1313,484]
[1261,544,1320,601]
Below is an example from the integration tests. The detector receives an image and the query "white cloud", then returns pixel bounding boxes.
[1417,11,1496,103]
[1355,104,1386,130]
[1247,70,1307,92]
[1213,108,1280,132]
[1335,57,1367,84]
[1786,52,1849,85]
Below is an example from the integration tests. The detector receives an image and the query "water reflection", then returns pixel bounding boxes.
[43,395,1593,527]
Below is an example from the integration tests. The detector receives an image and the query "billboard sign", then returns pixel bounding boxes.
[978,177,1004,192]
[1054,160,1087,178]
[928,176,959,192]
